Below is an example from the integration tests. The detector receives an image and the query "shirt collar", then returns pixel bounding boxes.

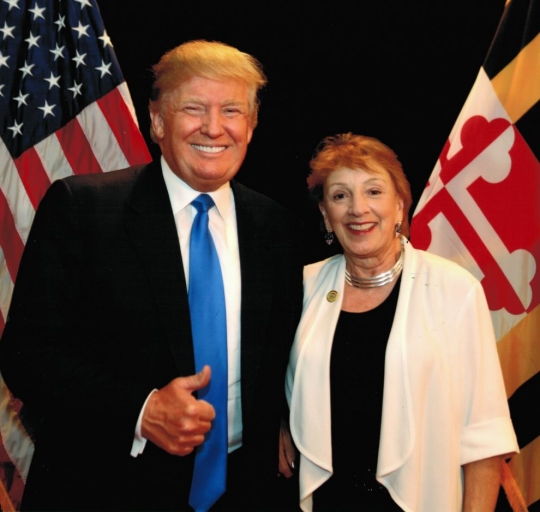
[160,156,233,220]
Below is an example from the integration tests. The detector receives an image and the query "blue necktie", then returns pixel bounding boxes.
[188,194,228,512]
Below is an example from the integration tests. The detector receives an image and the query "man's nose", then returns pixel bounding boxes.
[200,110,225,138]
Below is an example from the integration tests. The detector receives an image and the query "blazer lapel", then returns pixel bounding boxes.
[124,163,195,377]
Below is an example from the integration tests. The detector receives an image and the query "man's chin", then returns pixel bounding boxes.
[187,170,237,192]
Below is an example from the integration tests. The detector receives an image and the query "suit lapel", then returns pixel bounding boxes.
[124,163,195,377]
[122,173,275,397]
[232,181,273,411]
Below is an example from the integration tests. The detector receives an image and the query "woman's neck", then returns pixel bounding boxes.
[345,238,403,280]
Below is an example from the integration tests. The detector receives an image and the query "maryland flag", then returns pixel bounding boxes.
[410,0,540,510]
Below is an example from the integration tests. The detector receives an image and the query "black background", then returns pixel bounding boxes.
[96,1,506,259]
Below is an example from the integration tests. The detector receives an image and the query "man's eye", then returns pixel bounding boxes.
[183,106,203,114]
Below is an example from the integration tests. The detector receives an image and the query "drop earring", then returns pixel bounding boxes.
[324,230,334,245]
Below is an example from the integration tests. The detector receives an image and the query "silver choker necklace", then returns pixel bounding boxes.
[345,247,404,289]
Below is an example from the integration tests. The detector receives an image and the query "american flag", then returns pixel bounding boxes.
[0,0,151,509]
[410,0,540,509]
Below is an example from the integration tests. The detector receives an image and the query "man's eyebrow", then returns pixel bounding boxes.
[221,99,247,106]
[177,97,205,104]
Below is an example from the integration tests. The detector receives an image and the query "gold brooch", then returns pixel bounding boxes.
[326,290,338,302]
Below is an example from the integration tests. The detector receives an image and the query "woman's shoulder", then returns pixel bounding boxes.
[300,254,345,307]
[304,254,344,279]
[405,240,480,287]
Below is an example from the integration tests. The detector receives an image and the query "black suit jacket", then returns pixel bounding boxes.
[0,162,303,511]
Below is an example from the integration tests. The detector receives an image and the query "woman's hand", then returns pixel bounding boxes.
[278,417,297,478]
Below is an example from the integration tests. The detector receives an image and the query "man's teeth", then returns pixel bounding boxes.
[192,144,226,153]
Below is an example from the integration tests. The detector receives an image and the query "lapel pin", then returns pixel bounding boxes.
[326,290,338,302]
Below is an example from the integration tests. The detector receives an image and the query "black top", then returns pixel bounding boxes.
[313,277,403,512]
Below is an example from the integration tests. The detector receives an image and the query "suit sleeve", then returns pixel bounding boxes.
[0,179,147,442]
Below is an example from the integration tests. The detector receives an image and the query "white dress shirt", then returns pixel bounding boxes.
[131,157,242,456]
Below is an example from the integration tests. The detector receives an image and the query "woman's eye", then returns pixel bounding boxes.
[333,193,346,200]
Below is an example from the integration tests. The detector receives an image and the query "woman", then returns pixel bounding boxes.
[285,133,518,511]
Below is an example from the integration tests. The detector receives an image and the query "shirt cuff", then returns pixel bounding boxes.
[130,389,158,458]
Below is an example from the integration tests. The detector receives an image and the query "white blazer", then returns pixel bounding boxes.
[286,238,518,512]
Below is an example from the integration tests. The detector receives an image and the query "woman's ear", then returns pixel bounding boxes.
[318,202,332,232]
[397,196,404,216]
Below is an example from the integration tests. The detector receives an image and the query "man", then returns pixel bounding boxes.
[0,40,303,511]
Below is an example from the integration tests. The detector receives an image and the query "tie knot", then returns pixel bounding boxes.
[192,194,215,214]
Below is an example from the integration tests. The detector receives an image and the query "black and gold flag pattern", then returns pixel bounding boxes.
[411,0,540,510]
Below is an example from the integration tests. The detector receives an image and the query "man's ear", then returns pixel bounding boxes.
[247,122,254,145]
[150,110,164,141]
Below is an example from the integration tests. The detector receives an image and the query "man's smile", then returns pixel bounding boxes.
[191,144,227,153]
